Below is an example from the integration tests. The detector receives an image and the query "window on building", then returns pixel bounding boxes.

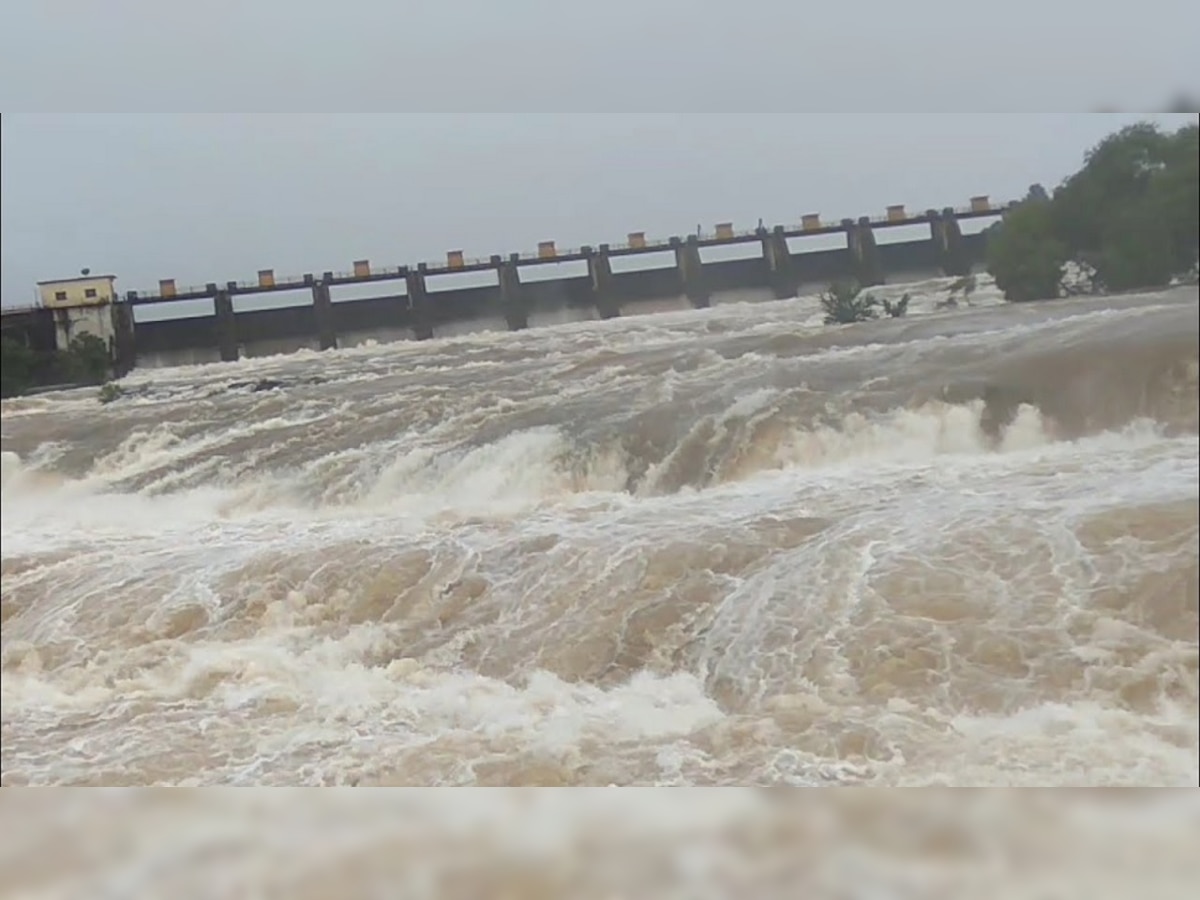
[54,291,67,301]
[85,288,97,298]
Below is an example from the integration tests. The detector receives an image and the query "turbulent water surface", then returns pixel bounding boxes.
[2,277,1198,786]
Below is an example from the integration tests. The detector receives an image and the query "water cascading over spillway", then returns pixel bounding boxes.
[1,274,1197,787]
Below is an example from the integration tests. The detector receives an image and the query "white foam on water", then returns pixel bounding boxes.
[1,282,1197,789]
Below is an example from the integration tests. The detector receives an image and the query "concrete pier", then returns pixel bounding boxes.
[761,226,797,299]
[312,277,337,350]
[673,236,711,308]
[111,303,137,377]
[495,253,529,331]
[213,285,238,362]
[930,208,970,277]
[846,217,884,287]
[407,265,433,340]
[586,245,621,319]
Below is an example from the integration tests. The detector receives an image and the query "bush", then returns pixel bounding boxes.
[98,382,124,404]
[1,332,114,398]
[881,293,910,318]
[60,333,112,385]
[821,281,878,324]
[986,122,1199,302]
[985,198,1068,302]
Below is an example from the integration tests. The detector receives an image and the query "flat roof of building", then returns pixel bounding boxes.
[36,274,117,286]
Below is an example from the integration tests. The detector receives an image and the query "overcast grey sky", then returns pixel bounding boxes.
[2,0,1199,305]
[3,113,1198,305]
[1,0,1198,112]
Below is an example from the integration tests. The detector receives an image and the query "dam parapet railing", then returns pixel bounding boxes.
[127,201,1004,303]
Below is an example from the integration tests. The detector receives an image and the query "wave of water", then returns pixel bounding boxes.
[2,277,1197,786]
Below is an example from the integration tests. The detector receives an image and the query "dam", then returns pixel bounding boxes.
[2,197,1007,374]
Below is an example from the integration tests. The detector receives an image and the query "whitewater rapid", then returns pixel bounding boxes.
[2,275,1197,786]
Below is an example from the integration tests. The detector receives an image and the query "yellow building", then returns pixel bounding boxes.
[36,274,118,309]
[34,273,119,352]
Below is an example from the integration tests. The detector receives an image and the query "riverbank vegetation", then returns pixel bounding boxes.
[986,120,1199,302]
[820,282,910,324]
[0,333,113,398]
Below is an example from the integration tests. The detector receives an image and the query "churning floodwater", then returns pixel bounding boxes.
[2,276,1197,787]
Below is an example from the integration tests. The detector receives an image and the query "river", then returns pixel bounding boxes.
[2,275,1197,787]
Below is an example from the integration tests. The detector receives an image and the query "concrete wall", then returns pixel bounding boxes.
[0,307,58,353]
[136,315,220,357]
[51,303,115,350]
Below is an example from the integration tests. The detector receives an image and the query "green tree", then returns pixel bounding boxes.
[60,333,112,385]
[985,198,1067,302]
[1094,197,1178,291]
[1153,122,1199,273]
[986,121,1198,302]
[1052,123,1171,255]
[820,281,878,324]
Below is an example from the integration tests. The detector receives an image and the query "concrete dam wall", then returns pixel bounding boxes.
[129,223,991,370]
[4,199,1005,375]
